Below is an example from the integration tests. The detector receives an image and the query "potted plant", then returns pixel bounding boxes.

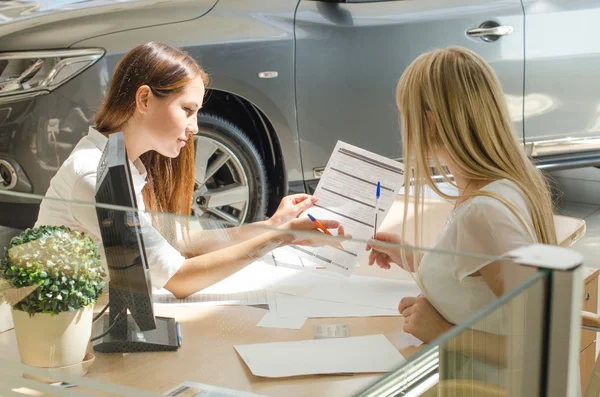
[0,225,105,369]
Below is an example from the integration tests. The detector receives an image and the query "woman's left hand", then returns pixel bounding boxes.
[399,295,453,343]
[269,194,317,227]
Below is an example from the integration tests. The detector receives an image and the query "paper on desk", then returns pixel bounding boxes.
[292,141,404,276]
[153,261,298,306]
[270,246,319,269]
[0,303,14,333]
[234,334,405,377]
[274,292,399,318]
[275,271,421,311]
[165,381,267,397]
[257,312,306,329]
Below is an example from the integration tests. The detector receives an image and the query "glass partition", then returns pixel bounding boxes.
[0,189,580,397]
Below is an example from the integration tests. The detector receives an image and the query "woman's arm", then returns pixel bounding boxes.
[399,295,508,368]
[443,327,507,368]
[177,194,317,257]
[177,218,276,257]
[164,217,341,298]
[164,228,283,298]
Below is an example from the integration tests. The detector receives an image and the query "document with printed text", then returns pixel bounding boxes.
[293,141,404,275]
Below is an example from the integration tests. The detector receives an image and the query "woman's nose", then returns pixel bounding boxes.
[187,122,199,135]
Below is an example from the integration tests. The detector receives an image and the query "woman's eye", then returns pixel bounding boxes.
[184,107,193,115]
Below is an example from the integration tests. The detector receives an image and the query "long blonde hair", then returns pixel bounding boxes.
[396,46,556,270]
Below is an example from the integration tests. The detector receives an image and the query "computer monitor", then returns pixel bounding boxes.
[92,132,178,353]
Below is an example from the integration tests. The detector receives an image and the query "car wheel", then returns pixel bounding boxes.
[192,112,268,226]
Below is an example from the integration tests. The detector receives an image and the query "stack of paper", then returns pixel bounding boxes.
[152,258,420,328]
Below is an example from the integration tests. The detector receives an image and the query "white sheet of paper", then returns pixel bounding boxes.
[234,334,405,377]
[164,381,267,397]
[256,312,307,329]
[275,271,421,310]
[0,303,13,333]
[293,141,404,276]
[153,261,298,306]
[270,246,319,269]
[274,292,399,318]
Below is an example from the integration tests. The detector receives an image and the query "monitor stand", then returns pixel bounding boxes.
[92,289,179,353]
[92,315,179,353]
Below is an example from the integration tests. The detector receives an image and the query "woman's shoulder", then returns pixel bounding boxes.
[466,179,528,211]
[61,137,103,179]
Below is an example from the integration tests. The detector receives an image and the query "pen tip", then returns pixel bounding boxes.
[307,213,316,222]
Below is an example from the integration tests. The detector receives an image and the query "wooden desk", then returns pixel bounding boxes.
[0,196,588,397]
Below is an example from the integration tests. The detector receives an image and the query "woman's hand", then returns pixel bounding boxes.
[268,194,317,227]
[365,232,415,271]
[279,217,346,247]
[399,296,453,343]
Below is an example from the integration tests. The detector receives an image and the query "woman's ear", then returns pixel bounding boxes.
[135,85,152,114]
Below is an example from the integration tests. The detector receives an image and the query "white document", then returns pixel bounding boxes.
[275,271,421,311]
[269,246,319,269]
[293,141,404,276]
[153,289,270,306]
[234,334,405,378]
[256,312,307,329]
[274,292,398,318]
[153,261,297,306]
[165,381,267,397]
[0,303,14,333]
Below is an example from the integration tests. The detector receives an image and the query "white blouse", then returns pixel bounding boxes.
[419,179,536,333]
[418,179,537,383]
[35,127,185,289]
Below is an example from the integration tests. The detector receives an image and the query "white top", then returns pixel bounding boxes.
[418,179,536,383]
[35,127,186,289]
[419,179,535,332]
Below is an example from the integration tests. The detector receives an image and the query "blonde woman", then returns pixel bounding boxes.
[366,47,556,377]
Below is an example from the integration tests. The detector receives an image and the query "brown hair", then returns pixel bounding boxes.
[95,42,209,216]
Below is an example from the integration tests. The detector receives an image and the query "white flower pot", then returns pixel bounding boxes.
[12,305,93,368]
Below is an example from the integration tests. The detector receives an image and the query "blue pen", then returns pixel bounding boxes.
[374,182,381,239]
[175,321,182,347]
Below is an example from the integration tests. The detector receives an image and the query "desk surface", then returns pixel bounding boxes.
[0,196,587,397]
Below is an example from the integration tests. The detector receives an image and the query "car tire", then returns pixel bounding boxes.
[192,112,268,226]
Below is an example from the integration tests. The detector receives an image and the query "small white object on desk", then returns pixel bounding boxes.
[234,334,405,378]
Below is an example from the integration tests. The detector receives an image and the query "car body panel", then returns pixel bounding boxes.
[522,0,600,146]
[295,0,525,181]
[0,0,218,51]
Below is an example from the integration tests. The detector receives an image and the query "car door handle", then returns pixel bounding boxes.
[467,25,513,38]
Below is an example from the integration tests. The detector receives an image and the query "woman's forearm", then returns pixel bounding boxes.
[444,328,507,368]
[164,229,285,298]
[178,219,275,257]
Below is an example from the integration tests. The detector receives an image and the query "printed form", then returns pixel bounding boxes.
[291,141,404,275]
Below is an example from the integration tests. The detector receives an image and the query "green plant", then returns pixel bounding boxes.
[0,225,106,315]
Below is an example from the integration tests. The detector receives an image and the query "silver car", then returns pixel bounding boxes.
[0,0,597,229]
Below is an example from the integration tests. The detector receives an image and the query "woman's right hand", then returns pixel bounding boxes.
[279,217,345,247]
[366,232,415,271]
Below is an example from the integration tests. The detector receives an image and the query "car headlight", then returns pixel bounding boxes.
[0,48,104,103]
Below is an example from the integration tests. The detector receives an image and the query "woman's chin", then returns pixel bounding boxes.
[156,148,180,158]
